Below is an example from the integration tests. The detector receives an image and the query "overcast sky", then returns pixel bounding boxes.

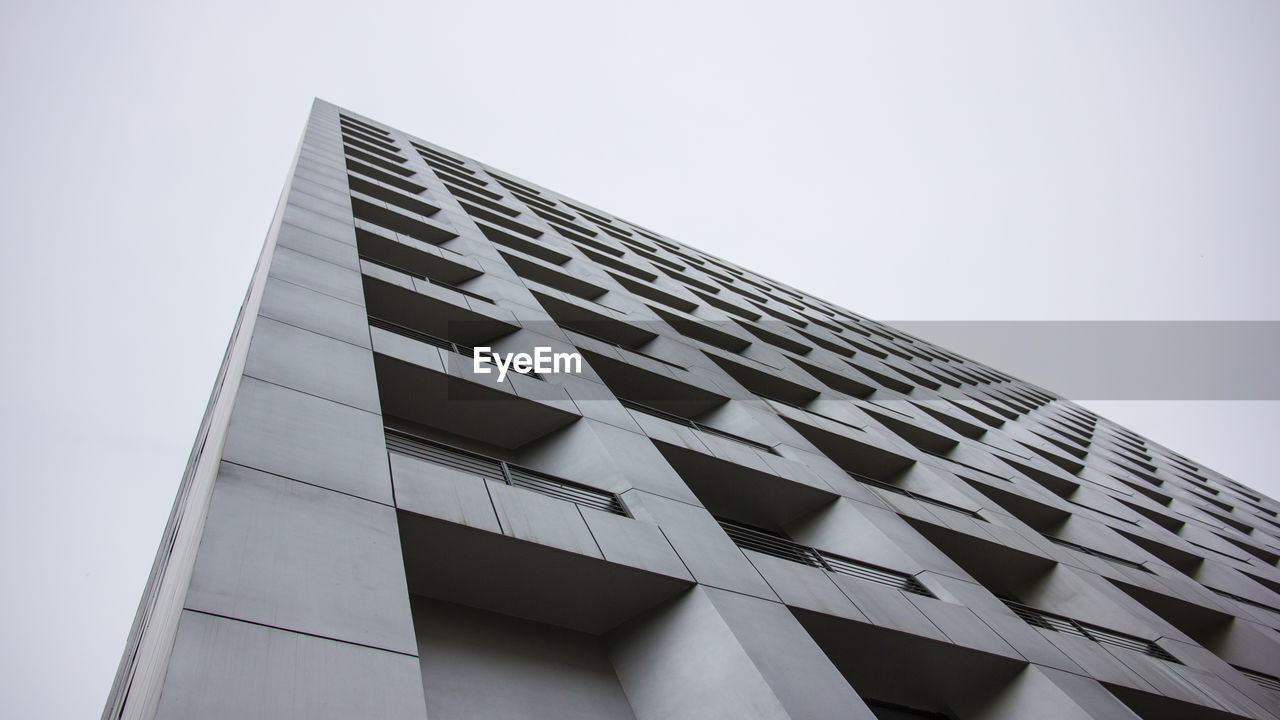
[2,2,1278,717]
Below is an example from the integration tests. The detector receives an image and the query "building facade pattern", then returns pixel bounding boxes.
[104,100,1280,720]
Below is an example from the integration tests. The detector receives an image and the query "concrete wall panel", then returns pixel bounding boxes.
[155,611,425,720]
[222,376,392,504]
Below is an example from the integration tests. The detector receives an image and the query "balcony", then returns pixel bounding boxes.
[385,428,623,515]
[619,398,774,455]
[718,518,933,597]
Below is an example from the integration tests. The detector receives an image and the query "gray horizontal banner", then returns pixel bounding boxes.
[414,319,1280,402]
[893,321,1280,401]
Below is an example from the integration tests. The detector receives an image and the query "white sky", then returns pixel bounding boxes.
[1,1,1277,717]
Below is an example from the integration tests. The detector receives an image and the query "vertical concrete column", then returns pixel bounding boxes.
[149,101,427,720]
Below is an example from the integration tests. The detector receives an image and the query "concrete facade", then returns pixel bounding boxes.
[104,99,1280,719]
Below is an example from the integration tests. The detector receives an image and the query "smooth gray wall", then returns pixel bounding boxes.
[412,597,637,720]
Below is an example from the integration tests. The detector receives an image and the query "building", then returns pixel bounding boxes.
[103,99,1280,720]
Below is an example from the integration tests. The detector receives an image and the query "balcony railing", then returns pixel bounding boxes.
[1234,665,1280,693]
[367,316,540,380]
[565,326,684,369]
[918,447,1014,483]
[1000,598,1179,662]
[1209,587,1280,615]
[718,518,934,597]
[359,255,494,304]
[848,472,986,521]
[369,315,475,355]
[1046,536,1150,573]
[618,398,775,454]
[385,428,626,516]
